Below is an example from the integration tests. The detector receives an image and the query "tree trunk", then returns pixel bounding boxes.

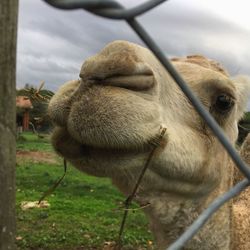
[0,1,18,249]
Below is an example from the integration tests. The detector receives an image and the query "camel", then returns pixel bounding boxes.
[48,40,250,250]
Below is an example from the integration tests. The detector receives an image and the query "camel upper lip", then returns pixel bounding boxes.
[90,74,154,91]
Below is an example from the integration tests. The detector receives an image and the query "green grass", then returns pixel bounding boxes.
[17,132,53,151]
[16,132,154,250]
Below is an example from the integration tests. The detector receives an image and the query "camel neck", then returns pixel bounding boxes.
[137,188,232,250]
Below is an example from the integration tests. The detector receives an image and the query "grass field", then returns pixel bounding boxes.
[16,132,154,250]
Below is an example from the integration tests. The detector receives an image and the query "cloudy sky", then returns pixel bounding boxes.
[17,0,250,92]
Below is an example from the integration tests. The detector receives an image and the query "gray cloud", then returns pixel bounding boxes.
[17,0,250,93]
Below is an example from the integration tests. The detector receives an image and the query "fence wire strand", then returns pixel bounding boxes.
[43,0,168,19]
[42,0,250,249]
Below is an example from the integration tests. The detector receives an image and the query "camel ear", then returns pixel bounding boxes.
[232,75,250,121]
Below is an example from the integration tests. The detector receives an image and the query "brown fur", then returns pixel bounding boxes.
[232,134,250,250]
[171,54,229,77]
[48,41,250,249]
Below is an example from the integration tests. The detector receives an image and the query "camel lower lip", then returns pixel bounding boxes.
[96,75,154,91]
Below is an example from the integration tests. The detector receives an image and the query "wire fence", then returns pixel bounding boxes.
[42,0,250,249]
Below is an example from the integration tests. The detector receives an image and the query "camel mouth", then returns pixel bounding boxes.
[83,141,152,154]
[89,74,154,91]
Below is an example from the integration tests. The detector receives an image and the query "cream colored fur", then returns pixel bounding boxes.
[48,40,250,249]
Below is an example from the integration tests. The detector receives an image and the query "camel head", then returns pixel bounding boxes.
[49,40,250,196]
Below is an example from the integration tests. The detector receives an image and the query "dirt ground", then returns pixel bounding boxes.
[16,150,59,164]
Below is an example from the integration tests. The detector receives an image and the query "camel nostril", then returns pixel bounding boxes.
[98,74,154,91]
[133,62,153,76]
[81,61,154,91]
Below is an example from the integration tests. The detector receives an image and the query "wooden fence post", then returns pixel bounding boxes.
[0,1,19,249]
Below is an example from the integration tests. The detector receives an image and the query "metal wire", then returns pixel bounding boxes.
[42,0,167,19]
[42,0,250,249]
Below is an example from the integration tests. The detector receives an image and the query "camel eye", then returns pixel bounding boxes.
[215,94,234,113]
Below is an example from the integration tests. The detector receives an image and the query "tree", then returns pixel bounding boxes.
[0,1,19,249]
[17,85,54,132]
